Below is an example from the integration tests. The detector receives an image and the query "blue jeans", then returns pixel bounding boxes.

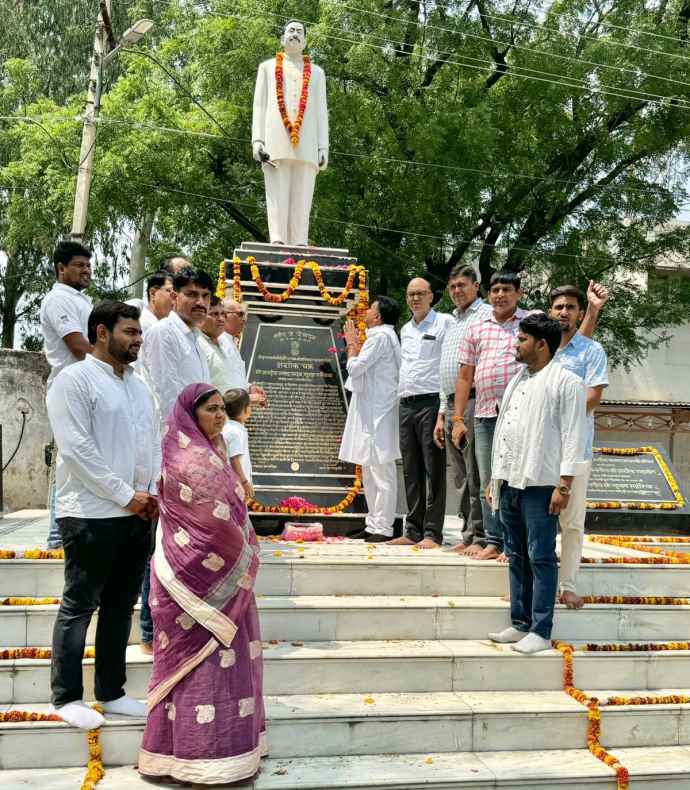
[473,416,502,551]
[47,472,62,549]
[139,559,153,645]
[500,484,558,640]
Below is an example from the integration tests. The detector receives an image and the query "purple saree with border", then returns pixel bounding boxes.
[139,384,266,785]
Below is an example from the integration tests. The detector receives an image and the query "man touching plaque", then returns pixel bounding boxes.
[252,20,329,245]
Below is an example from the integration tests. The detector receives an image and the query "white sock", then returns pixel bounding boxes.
[511,632,552,654]
[99,695,147,717]
[487,626,527,643]
[50,701,105,730]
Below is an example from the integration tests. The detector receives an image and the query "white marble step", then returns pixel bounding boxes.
[3,554,689,598]
[2,595,689,648]
[2,641,690,705]
[2,746,690,789]
[1,690,689,769]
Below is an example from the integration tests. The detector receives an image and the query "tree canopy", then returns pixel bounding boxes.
[2,0,690,365]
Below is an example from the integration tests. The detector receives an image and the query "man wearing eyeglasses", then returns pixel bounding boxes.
[388,277,451,549]
[221,298,268,406]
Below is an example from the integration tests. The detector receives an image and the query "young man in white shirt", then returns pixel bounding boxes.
[488,314,587,655]
[389,278,451,549]
[340,297,402,542]
[46,301,160,729]
[142,267,213,421]
[40,241,94,549]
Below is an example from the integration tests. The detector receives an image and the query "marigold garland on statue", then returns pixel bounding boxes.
[275,52,312,146]
[232,256,242,302]
[586,447,685,510]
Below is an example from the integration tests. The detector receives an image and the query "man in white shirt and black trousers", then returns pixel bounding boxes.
[46,301,160,730]
[388,277,451,549]
[487,314,587,656]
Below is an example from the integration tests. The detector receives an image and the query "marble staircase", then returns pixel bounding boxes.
[1,517,690,788]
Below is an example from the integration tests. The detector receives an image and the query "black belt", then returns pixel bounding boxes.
[447,389,476,402]
[400,392,439,406]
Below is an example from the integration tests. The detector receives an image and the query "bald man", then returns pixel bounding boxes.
[221,298,267,406]
[388,278,452,549]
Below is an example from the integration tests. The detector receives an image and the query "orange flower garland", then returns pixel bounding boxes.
[0,647,96,659]
[587,535,690,563]
[0,711,62,722]
[232,256,242,302]
[248,466,362,516]
[1,597,60,606]
[275,52,311,146]
[604,694,690,705]
[215,259,226,300]
[581,642,690,652]
[552,641,630,789]
[0,549,64,559]
[580,595,690,605]
[81,705,105,790]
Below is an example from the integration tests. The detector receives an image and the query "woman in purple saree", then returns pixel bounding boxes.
[139,383,266,785]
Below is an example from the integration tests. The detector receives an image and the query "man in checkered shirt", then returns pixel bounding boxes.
[451,271,604,561]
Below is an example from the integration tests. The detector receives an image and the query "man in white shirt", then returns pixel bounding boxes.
[487,314,586,655]
[389,278,451,549]
[126,271,175,334]
[200,295,246,395]
[40,241,94,549]
[142,267,213,422]
[339,297,402,542]
[222,298,268,406]
[46,301,160,729]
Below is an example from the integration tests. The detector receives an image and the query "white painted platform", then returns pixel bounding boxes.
[1,511,689,786]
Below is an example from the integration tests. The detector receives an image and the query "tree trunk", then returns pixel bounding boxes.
[0,252,20,349]
[129,210,156,298]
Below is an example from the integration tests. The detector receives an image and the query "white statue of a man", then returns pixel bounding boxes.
[252,20,329,246]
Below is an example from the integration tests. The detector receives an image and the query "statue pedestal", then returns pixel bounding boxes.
[231,243,367,534]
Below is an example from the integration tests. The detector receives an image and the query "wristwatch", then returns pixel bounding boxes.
[557,484,572,496]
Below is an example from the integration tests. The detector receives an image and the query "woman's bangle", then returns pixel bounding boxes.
[451,415,465,423]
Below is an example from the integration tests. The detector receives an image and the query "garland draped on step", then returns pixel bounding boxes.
[583,535,690,565]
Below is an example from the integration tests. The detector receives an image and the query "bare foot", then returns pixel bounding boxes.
[475,546,500,561]
[496,552,508,564]
[385,536,416,545]
[443,544,468,554]
[464,544,484,558]
[416,538,440,550]
[140,642,153,655]
[560,590,584,609]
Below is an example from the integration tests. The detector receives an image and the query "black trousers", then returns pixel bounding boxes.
[399,393,447,543]
[51,515,151,707]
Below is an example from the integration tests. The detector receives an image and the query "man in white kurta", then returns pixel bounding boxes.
[339,297,402,542]
[252,20,329,245]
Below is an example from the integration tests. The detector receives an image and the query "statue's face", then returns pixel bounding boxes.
[281,21,306,55]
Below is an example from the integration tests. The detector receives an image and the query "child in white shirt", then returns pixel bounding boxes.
[222,388,253,500]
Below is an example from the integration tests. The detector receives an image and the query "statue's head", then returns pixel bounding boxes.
[281,19,307,55]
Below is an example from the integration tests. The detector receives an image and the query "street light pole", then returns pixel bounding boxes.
[71,0,111,241]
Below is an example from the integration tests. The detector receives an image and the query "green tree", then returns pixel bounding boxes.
[3,0,690,367]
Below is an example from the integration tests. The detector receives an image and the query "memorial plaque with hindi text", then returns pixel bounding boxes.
[587,450,676,504]
[245,323,349,478]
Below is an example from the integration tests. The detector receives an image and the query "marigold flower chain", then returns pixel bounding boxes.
[581,641,690,652]
[0,647,96,660]
[0,711,62,722]
[1,597,60,606]
[552,641,630,790]
[248,466,362,515]
[231,256,242,302]
[215,259,226,300]
[80,705,105,790]
[581,595,690,606]
[587,535,690,564]
[604,694,690,706]
[0,548,64,559]
[275,52,311,146]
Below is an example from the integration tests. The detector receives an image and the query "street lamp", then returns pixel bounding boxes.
[70,4,154,240]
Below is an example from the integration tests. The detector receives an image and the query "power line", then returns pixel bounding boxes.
[339,3,690,94]
[194,6,690,110]
[429,0,690,62]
